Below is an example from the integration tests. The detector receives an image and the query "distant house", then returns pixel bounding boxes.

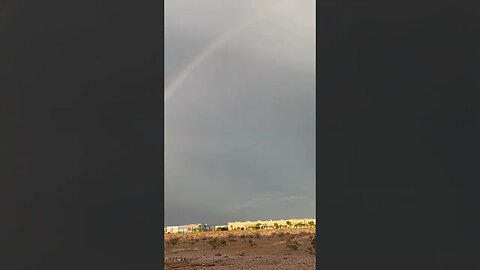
[164,226,179,234]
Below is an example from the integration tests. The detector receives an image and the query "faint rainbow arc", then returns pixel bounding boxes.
[164,0,289,102]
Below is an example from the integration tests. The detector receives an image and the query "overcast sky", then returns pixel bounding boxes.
[165,0,315,226]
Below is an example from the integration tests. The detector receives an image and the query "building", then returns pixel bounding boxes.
[214,225,228,231]
[165,223,206,233]
[204,224,216,231]
[227,218,316,231]
[164,226,179,234]
[186,223,206,232]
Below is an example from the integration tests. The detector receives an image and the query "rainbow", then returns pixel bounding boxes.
[164,0,290,102]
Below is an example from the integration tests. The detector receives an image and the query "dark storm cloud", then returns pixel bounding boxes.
[165,0,315,226]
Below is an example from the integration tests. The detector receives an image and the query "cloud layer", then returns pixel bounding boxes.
[165,0,315,226]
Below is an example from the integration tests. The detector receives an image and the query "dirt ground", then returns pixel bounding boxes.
[164,227,316,270]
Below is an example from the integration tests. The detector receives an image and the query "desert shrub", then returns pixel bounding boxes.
[311,236,316,253]
[248,239,256,247]
[308,236,316,254]
[226,234,236,241]
[277,232,285,237]
[208,238,220,249]
[240,234,246,238]
[219,238,227,245]
[286,238,301,250]
[169,238,179,246]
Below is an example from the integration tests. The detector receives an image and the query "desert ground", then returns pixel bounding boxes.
[164,227,316,270]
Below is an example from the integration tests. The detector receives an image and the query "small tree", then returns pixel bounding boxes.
[254,223,262,230]
[286,221,292,227]
[274,223,279,229]
[308,221,315,227]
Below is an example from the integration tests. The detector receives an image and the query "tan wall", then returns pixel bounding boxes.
[228,218,316,230]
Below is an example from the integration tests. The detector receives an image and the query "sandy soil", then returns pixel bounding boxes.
[164,227,316,270]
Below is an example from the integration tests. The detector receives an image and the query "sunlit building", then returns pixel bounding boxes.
[227,218,316,231]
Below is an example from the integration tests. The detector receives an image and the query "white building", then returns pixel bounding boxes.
[164,226,179,234]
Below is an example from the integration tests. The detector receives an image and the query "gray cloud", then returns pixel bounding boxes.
[165,0,315,226]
